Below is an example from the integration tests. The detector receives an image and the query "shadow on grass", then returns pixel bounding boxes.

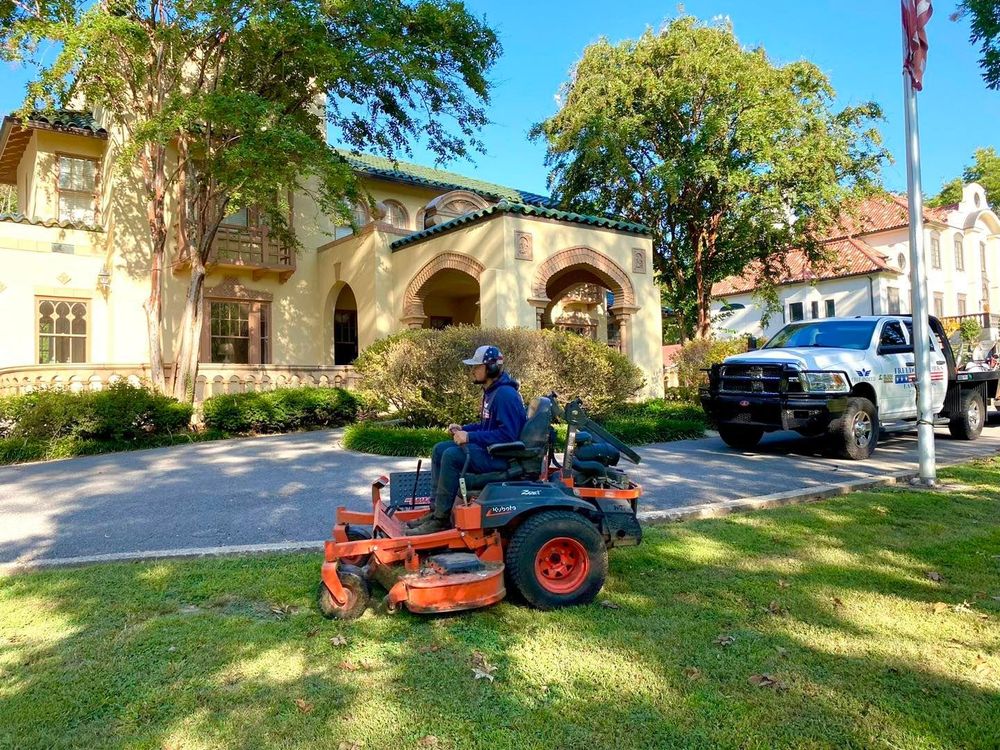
[1,465,998,749]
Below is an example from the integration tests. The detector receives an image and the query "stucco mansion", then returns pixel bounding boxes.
[0,110,664,401]
[712,186,1000,344]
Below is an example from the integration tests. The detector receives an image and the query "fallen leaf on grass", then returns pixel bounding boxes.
[925,571,944,583]
[767,600,786,616]
[682,666,702,681]
[777,579,790,589]
[932,602,950,614]
[294,698,314,714]
[748,673,786,690]
[338,742,363,750]
[600,600,621,610]
[417,736,439,748]
[271,604,295,619]
[330,635,348,646]
[338,660,375,672]
[776,647,789,658]
[954,601,989,620]
[713,635,736,647]
[417,644,441,654]
[306,628,319,638]
[832,597,844,609]
[471,651,497,682]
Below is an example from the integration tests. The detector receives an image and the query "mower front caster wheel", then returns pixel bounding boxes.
[317,564,370,620]
[505,510,608,610]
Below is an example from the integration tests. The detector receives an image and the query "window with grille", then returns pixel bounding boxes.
[957,294,967,316]
[930,235,941,269]
[57,156,98,224]
[38,298,87,363]
[383,200,409,229]
[207,300,270,364]
[955,236,965,271]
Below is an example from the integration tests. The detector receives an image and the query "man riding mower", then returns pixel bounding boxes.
[317,346,645,619]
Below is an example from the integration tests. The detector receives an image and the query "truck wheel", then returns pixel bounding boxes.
[718,424,764,450]
[828,397,878,460]
[948,389,985,440]
[505,510,607,610]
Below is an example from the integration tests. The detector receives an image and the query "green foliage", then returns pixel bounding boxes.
[959,317,983,345]
[673,338,749,389]
[930,146,1000,207]
[201,387,358,434]
[533,16,887,337]
[342,423,449,457]
[352,326,645,427]
[602,399,707,445]
[956,0,1000,90]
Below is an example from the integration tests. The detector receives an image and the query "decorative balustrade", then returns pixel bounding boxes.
[0,363,358,407]
[939,313,1000,333]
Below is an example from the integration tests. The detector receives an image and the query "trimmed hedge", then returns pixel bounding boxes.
[202,387,359,434]
[342,423,449,457]
[0,382,197,465]
[353,326,645,426]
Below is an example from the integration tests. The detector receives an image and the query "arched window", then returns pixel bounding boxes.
[415,208,427,230]
[351,202,369,228]
[383,200,409,229]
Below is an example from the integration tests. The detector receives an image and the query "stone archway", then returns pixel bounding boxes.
[530,246,638,354]
[402,252,485,328]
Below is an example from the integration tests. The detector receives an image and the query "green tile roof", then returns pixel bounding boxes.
[337,150,555,207]
[24,109,107,136]
[390,200,650,251]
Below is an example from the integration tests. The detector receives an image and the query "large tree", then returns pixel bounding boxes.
[928,146,1000,207]
[954,0,1000,90]
[1,0,499,400]
[532,17,886,339]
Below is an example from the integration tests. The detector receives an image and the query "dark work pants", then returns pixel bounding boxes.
[430,440,508,519]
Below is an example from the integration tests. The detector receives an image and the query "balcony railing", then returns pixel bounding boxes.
[939,313,1000,331]
[561,283,605,305]
[175,224,295,282]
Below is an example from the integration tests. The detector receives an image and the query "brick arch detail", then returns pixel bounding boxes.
[532,246,636,307]
[402,252,486,318]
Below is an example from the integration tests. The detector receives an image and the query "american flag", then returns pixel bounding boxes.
[902,0,933,91]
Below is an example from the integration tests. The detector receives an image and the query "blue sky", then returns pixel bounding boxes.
[3,1,996,199]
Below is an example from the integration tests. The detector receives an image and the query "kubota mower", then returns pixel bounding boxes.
[317,395,643,619]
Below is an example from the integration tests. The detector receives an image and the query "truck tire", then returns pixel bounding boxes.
[828,397,878,460]
[718,424,764,450]
[948,388,985,440]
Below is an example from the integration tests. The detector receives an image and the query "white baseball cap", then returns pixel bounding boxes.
[462,345,502,366]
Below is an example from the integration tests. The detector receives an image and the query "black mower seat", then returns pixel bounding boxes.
[463,396,554,491]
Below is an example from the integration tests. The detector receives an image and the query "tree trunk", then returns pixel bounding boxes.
[170,261,206,402]
[140,144,169,393]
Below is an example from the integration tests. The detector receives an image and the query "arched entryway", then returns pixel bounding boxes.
[402,253,484,328]
[531,247,637,354]
[332,284,359,364]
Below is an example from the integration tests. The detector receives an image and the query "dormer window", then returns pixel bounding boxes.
[57,155,98,224]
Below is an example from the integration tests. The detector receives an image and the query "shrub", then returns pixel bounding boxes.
[673,338,748,389]
[342,423,449,457]
[353,326,644,426]
[202,387,359,434]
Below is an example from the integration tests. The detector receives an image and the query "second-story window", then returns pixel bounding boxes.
[383,200,409,229]
[955,235,965,271]
[930,235,941,269]
[57,155,98,224]
[887,287,901,314]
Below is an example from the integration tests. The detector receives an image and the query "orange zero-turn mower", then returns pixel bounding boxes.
[317,395,644,619]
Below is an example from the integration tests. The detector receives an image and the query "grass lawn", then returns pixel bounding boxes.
[2,462,998,749]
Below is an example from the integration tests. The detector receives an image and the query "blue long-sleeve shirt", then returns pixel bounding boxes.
[462,372,527,447]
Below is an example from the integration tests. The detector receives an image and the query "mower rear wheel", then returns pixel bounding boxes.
[317,564,369,620]
[505,510,607,610]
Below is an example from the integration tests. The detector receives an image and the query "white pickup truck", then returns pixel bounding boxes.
[700,315,999,460]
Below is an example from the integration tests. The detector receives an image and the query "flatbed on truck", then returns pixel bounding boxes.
[700,315,1000,460]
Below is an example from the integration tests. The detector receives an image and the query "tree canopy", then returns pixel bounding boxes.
[928,146,1000,207]
[2,0,500,398]
[532,17,887,339]
[955,0,1000,90]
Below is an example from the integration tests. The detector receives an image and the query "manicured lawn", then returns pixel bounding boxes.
[2,462,998,749]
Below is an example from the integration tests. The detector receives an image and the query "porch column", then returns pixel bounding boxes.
[527,297,550,329]
[610,304,639,358]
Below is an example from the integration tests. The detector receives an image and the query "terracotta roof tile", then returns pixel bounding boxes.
[712,237,895,296]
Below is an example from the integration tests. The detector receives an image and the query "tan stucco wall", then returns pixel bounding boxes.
[1,128,665,398]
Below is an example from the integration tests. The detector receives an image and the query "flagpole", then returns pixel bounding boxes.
[902,56,937,485]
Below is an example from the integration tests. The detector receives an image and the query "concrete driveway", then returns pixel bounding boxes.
[2,414,998,566]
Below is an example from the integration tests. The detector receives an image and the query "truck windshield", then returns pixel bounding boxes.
[764,320,878,350]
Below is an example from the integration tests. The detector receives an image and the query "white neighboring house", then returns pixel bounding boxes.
[711,184,1000,342]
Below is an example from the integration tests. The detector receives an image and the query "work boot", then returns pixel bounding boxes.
[404,514,429,529]
[404,515,449,536]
